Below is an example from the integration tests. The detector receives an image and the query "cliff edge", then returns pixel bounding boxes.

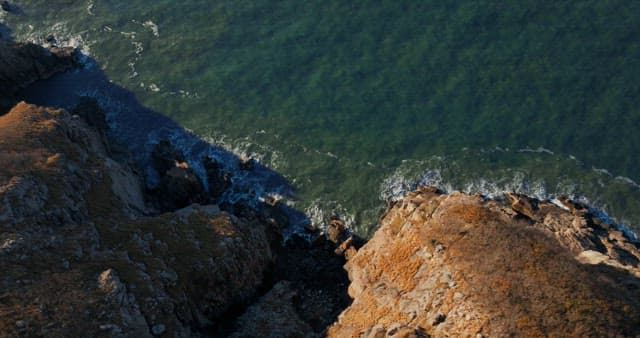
[328,187,640,337]
[0,102,275,337]
[0,39,349,337]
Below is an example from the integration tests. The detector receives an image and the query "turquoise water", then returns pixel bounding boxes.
[3,1,640,237]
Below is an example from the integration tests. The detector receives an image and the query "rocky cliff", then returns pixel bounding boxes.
[0,39,350,337]
[0,102,276,336]
[2,37,640,338]
[328,187,640,337]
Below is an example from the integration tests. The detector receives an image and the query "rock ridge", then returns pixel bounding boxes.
[328,187,640,337]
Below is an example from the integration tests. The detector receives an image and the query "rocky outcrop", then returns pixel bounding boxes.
[328,187,640,337]
[0,40,76,112]
[0,102,275,336]
[3,35,640,338]
[0,36,352,336]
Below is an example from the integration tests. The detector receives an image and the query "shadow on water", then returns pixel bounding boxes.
[0,23,13,42]
[18,53,312,228]
[0,2,24,16]
[16,50,353,336]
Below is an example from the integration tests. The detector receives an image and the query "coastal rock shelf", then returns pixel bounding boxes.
[328,187,640,337]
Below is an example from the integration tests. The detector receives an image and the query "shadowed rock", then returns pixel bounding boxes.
[0,103,274,336]
[0,40,75,110]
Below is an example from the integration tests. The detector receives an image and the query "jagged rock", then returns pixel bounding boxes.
[334,236,356,259]
[151,140,185,175]
[327,216,346,244]
[238,157,255,171]
[230,281,317,338]
[0,102,146,223]
[71,97,109,135]
[98,269,125,300]
[203,156,231,198]
[156,162,206,210]
[258,233,351,336]
[150,140,208,210]
[0,39,350,337]
[328,188,640,337]
[0,102,275,336]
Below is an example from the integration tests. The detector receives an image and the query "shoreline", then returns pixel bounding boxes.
[1,29,640,336]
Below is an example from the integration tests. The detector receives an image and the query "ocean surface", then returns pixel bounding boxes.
[2,1,639,237]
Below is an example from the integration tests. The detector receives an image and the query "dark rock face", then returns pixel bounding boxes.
[71,96,109,134]
[156,163,207,210]
[203,156,231,198]
[150,140,207,210]
[0,41,76,103]
[229,281,317,338]
[151,139,185,175]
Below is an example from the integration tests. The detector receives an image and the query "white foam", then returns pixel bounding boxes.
[303,199,356,231]
[168,89,201,99]
[15,21,94,66]
[615,176,640,189]
[517,147,554,155]
[379,158,639,242]
[592,167,612,177]
[142,20,159,37]
[86,0,95,15]
[119,31,144,78]
[203,131,285,170]
[148,83,160,92]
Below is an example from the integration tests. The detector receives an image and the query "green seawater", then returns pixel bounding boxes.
[2,1,640,237]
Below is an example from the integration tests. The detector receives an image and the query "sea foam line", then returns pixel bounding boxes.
[380,162,639,242]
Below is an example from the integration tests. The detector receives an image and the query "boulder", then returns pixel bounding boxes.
[150,140,209,211]
[151,139,185,174]
[156,162,206,210]
[203,156,231,198]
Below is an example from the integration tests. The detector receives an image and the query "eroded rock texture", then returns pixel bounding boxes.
[0,103,274,337]
[329,187,640,337]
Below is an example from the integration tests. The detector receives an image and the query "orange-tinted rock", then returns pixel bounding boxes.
[329,188,640,337]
